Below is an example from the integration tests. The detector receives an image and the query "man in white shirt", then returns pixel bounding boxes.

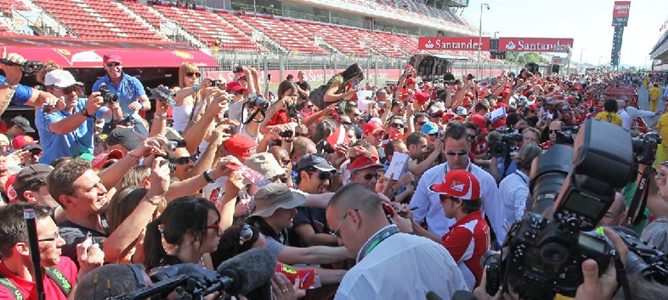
[409,121,507,246]
[498,143,542,227]
[617,99,658,130]
[326,184,466,300]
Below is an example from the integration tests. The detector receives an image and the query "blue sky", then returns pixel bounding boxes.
[459,0,665,68]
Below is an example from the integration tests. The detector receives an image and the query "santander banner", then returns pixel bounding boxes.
[417,37,490,51]
[498,38,573,53]
[612,1,631,18]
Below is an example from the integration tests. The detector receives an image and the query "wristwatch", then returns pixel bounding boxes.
[81,108,93,118]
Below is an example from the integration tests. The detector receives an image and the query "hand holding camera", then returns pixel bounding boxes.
[85,92,105,114]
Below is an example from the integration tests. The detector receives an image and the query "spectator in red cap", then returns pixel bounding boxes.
[411,169,489,289]
[348,155,383,191]
[362,120,386,148]
[92,54,151,136]
[11,134,35,150]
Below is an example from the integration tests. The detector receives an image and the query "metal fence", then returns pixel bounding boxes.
[210,52,523,86]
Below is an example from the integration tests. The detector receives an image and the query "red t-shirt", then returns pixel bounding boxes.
[441,211,489,289]
[0,257,78,300]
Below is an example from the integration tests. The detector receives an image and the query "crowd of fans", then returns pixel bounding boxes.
[0,50,667,300]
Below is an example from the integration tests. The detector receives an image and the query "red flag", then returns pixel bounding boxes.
[326,124,351,151]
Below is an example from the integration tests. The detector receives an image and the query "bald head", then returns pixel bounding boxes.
[328,183,383,217]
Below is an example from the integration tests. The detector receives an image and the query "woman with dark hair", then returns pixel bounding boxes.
[143,196,222,272]
[312,63,364,109]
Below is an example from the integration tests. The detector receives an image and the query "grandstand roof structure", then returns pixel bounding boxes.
[0,0,487,62]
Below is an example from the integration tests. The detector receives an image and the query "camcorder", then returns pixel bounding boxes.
[483,119,665,299]
[1,58,44,75]
[489,129,523,158]
[98,83,119,104]
[147,86,176,107]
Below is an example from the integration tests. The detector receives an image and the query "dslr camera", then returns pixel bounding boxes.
[247,94,269,111]
[98,83,119,104]
[1,58,43,75]
[489,129,523,158]
[483,120,648,299]
[632,132,661,165]
[147,86,176,107]
[555,125,579,145]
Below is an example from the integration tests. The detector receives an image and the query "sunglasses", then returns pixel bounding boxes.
[186,72,202,78]
[105,62,120,68]
[549,129,560,133]
[55,85,78,94]
[390,123,405,128]
[446,151,467,157]
[416,121,427,127]
[239,224,253,245]
[363,173,381,181]
[342,121,352,126]
[309,170,332,181]
[171,155,195,165]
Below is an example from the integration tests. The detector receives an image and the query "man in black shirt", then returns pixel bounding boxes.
[296,71,311,102]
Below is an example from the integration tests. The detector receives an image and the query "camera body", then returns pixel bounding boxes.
[1,58,44,75]
[632,132,661,165]
[247,94,269,111]
[489,129,523,158]
[147,86,176,107]
[555,125,579,145]
[485,120,637,299]
[98,83,119,104]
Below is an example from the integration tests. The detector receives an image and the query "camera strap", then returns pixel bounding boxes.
[613,252,632,300]
[626,166,651,225]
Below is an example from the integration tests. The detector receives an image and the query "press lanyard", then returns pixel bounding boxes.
[514,171,528,184]
[356,225,400,263]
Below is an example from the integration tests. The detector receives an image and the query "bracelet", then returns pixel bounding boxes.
[143,195,162,206]
[203,169,215,183]
[155,114,168,120]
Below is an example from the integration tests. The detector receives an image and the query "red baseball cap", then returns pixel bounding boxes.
[103,54,122,64]
[223,134,257,160]
[92,149,124,169]
[363,121,385,136]
[469,114,488,134]
[226,81,248,93]
[429,169,481,200]
[12,135,35,149]
[413,92,430,105]
[347,155,383,172]
[492,117,506,130]
[405,77,417,85]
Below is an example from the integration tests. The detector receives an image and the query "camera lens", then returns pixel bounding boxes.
[529,145,573,214]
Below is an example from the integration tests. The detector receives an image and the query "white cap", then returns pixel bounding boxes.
[44,70,79,88]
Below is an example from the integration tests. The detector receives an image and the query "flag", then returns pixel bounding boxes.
[326,124,351,151]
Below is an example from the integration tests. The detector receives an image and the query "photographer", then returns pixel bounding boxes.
[92,54,151,137]
[36,70,106,164]
[498,143,541,227]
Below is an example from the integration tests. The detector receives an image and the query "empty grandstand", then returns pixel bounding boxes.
[0,0,513,83]
[651,16,668,71]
